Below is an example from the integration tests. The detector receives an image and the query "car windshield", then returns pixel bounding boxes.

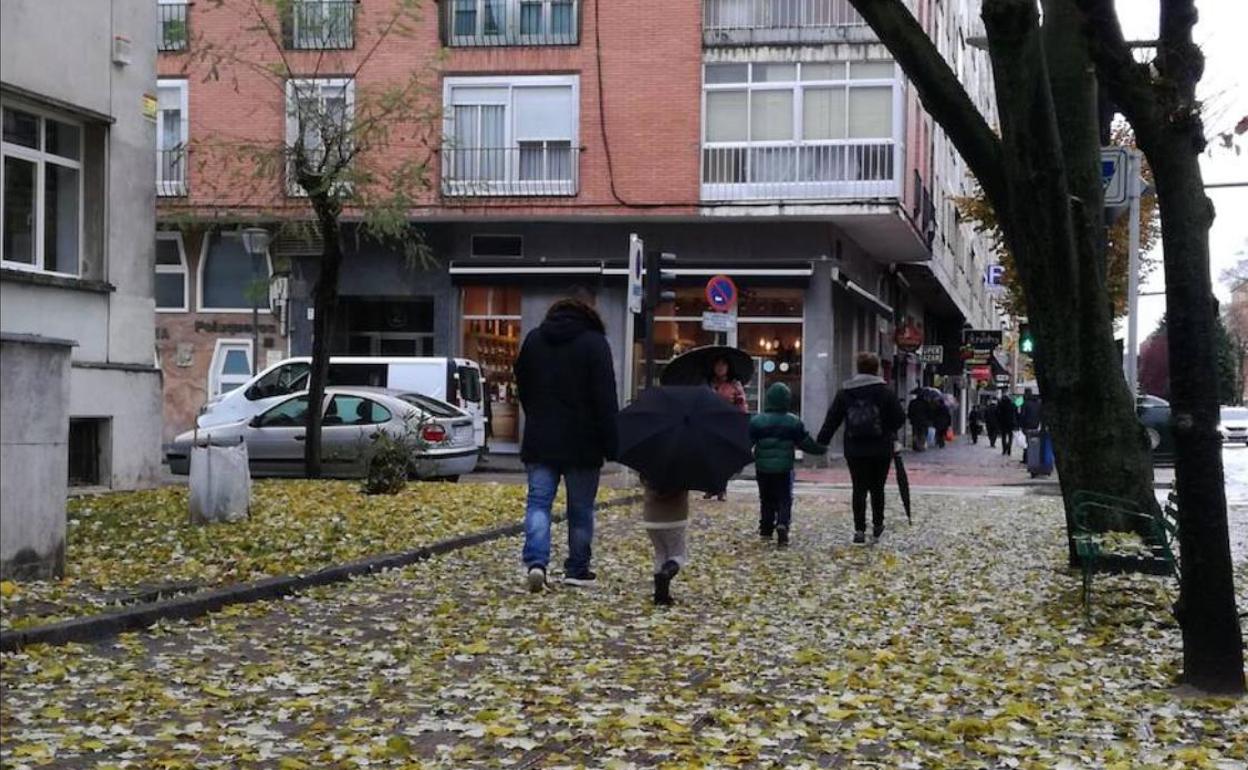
[398,393,462,418]
[1222,407,1248,420]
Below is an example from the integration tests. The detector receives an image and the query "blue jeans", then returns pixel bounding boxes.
[522,464,601,576]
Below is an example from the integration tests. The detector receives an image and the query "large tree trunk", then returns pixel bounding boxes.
[303,199,344,479]
[846,0,1161,559]
[1076,0,1244,696]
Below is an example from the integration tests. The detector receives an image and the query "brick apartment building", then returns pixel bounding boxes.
[153,0,1000,451]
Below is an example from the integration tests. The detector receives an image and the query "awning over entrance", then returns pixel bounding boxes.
[832,268,893,318]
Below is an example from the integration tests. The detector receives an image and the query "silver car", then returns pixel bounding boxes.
[1219,406,1248,446]
[167,388,479,480]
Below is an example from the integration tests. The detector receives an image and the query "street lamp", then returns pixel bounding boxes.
[239,226,271,373]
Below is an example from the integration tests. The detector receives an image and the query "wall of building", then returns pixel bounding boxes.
[1,0,162,489]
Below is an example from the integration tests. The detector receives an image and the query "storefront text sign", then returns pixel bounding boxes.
[918,345,944,364]
[962,329,1003,351]
[895,322,923,353]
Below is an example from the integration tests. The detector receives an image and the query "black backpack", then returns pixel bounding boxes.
[846,393,884,439]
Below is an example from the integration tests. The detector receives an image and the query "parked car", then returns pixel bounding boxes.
[168,388,478,480]
[196,357,486,448]
[1218,406,1248,445]
[1137,395,1175,465]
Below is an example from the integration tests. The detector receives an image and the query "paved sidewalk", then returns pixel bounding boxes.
[795,435,1050,488]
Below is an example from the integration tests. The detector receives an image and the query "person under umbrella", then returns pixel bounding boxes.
[907,392,930,451]
[704,355,748,500]
[617,386,753,605]
[818,353,907,546]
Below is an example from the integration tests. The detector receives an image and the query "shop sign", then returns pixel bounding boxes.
[701,311,736,333]
[705,274,738,312]
[895,322,923,353]
[970,365,992,382]
[918,345,944,364]
[962,329,1003,350]
[995,374,1011,385]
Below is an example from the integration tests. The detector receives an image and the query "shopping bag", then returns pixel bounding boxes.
[189,440,252,525]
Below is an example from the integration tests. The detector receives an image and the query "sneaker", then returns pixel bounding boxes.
[562,570,598,588]
[776,526,790,548]
[872,526,885,544]
[852,531,867,547]
[526,565,547,593]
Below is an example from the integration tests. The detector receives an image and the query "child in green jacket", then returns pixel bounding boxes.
[749,383,826,547]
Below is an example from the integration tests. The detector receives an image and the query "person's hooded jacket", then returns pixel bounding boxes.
[749,383,826,474]
[817,374,906,458]
[514,302,619,467]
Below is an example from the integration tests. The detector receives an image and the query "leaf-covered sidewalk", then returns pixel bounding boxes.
[2,491,1246,769]
[0,481,562,630]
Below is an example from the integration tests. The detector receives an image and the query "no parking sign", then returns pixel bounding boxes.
[705,274,738,312]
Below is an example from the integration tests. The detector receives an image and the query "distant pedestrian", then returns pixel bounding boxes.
[996,392,1019,457]
[969,404,984,444]
[907,394,930,451]
[514,298,619,592]
[641,483,689,606]
[749,383,826,548]
[818,353,906,546]
[1019,388,1043,462]
[984,398,1000,447]
[704,355,748,501]
[931,396,952,448]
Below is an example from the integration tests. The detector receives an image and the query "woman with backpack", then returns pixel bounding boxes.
[817,353,907,546]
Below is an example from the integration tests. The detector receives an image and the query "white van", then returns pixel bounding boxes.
[197,357,487,447]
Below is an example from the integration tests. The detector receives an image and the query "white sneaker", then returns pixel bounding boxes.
[526,566,546,593]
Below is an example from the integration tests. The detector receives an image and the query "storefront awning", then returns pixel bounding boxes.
[450,259,605,276]
[832,269,894,319]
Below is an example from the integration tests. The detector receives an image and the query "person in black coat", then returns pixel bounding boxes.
[996,392,1019,457]
[968,404,983,444]
[984,398,1001,447]
[931,397,952,448]
[513,299,619,591]
[818,353,906,546]
[907,394,930,451]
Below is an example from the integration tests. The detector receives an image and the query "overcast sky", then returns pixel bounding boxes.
[1116,1,1248,346]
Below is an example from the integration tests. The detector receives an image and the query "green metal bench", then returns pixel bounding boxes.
[1071,490,1180,620]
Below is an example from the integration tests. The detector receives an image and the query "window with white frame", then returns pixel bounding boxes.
[447,0,579,46]
[157,80,188,196]
[285,79,354,196]
[155,231,189,311]
[2,104,83,275]
[199,230,272,312]
[209,339,254,397]
[701,61,897,197]
[443,75,579,196]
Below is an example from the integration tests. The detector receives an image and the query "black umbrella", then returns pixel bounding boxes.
[617,386,753,494]
[660,346,754,387]
[893,451,912,524]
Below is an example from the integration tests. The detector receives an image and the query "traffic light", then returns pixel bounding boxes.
[1019,323,1035,356]
[644,251,677,312]
[642,251,677,388]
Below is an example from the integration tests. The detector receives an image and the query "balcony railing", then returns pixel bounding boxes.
[441,145,579,197]
[288,0,356,50]
[701,141,898,201]
[703,0,869,45]
[158,2,189,52]
[157,148,187,197]
[440,0,579,47]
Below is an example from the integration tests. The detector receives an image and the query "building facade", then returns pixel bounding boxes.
[2,0,163,490]
[154,0,999,450]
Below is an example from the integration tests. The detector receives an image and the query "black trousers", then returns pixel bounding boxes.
[1001,429,1014,456]
[846,455,891,533]
[756,471,793,534]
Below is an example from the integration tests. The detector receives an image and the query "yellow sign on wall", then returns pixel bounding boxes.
[142,93,158,122]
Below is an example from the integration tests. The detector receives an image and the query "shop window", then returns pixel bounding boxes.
[155,232,188,311]
[199,231,272,312]
[461,286,522,446]
[338,297,435,356]
[209,339,254,397]
[2,104,83,275]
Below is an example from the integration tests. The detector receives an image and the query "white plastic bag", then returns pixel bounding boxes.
[188,441,252,525]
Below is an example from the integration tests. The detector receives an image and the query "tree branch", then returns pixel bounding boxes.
[1073,0,1161,143]
[847,0,1007,205]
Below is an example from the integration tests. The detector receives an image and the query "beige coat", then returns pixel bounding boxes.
[642,487,690,529]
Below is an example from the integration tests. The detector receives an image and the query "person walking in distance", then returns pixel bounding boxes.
[931,396,952,449]
[996,391,1019,457]
[907,394,930,451]
[703,355,748,501]
[1018,387,1043,463]
[968,402,984,444]
[984,397,1000,448]
[818,353,906,546]
[514,298,619,592]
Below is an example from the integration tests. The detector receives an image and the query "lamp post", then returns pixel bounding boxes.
[240,227,271,374]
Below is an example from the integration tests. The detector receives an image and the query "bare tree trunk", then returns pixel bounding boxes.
[1077,0,1245,696]
[846,0,1161,558]
[303,198,343,479]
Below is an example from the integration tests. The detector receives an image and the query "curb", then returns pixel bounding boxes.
[0,493,641,653]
